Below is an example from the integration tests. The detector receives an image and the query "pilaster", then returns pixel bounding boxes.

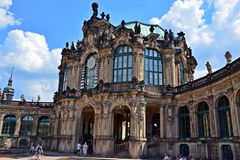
[14,114,21,136]
[0,114,5,134]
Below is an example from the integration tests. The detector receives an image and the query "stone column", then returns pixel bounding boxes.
[32,115,39,136]
[162,49,175,86]
[132,44,144,81]
[94,100,114,156]
[160,106,165,138]
[210,107,218,137]
[190,109,197,138]
[129,102,147,158]
[14,114,21,136]
[0,114,5,134]
[98,48,112,82]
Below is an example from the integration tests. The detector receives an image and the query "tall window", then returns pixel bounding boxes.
[113,45,132,82]
[38,116,50,136]
[144,48,163,85]
[218,96,233,138]
[178,106,190,138]
[152,113,160,136]
[197,102,210,138]
[179,60,185,84]
[62,65,68,91]
[81,53,98,89]
[1,115,16,135]
[20,115,33,136]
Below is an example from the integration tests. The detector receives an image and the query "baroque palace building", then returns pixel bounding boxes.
[1,2,240,159]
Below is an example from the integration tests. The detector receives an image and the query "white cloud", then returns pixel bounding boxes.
[150,0,213,46]
[194,68,208,79]
[0,29,61,72]
[0,0,12,8]
[212,0,239,28]
[23,79,58,102]
[150,17,161,25]
[0,0,20,28]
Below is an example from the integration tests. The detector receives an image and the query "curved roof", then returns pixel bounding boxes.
[123,21,165,38]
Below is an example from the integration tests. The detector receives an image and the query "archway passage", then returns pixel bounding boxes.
[81,106,95,154]
[113,106,130,152]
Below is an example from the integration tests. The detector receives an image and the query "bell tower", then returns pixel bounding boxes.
[2,67,14,100]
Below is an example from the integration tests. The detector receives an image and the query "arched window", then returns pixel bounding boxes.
[179,144,189,157]
[144,48,163,85]
[152,113,160,136]
[197,102,210,138]
[38,116,50,136]
[81,53,98,89]
[179,60,185,84]
[20,115,33,136]
[178,106,190,138]
[1,115,16,135]
[218,96,233,138]
[62,64,68,91]
[113,45,132,82]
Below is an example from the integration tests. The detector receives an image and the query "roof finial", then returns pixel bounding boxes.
[8,67,14,86]
[91,2,98,18]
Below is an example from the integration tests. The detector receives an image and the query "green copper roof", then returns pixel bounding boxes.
[123,21,165,38]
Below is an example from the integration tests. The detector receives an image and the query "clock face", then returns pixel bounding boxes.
[87,57,96,69]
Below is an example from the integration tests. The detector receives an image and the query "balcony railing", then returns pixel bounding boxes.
[0,100,53,108]
[175,57,240,94]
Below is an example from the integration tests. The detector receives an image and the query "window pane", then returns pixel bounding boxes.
[128,56,132,67]
[149,59,153,71]
[154,50,157,57]
[154,60,158,71]
[123,69,127,81]
[124,46,128,53]
[144,58,148,71]
[114,70,117,82]
[150,72,153,84]
[118,56,122,68]
[128,69,132,81]
[114,58,118,69]
[123,56,127,68]
[144,71,148,84]
[118,70,122,82]
[154,73,158,85]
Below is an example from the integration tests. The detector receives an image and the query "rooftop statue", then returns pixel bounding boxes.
[225,51,232,64]
[206,61,212,74]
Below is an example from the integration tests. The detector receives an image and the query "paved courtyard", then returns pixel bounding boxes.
[0,151,140,160]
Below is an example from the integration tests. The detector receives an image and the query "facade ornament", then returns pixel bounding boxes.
[71,41,75,50]
[106,14,110,21]
[225,51,232,64]
[91,2,98,18]
[164,29,169,43]
[169,29,174,42]
[206,61,212,74]
[134,23,141,34]
[121,20,125,27]
[100,12,105,19]
[149,25,154,33]
[65,42,69,49]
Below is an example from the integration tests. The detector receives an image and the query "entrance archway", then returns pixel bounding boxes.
[81,106,95,154]
[112,106,130,152]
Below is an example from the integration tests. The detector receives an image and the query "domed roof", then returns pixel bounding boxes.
[118,21,165,39]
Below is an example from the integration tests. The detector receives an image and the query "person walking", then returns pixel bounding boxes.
[33,144,43,160]
[83,142,88,156]
[77,142,81,155]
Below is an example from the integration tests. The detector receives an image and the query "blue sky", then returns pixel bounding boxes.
[0,0,240,101]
